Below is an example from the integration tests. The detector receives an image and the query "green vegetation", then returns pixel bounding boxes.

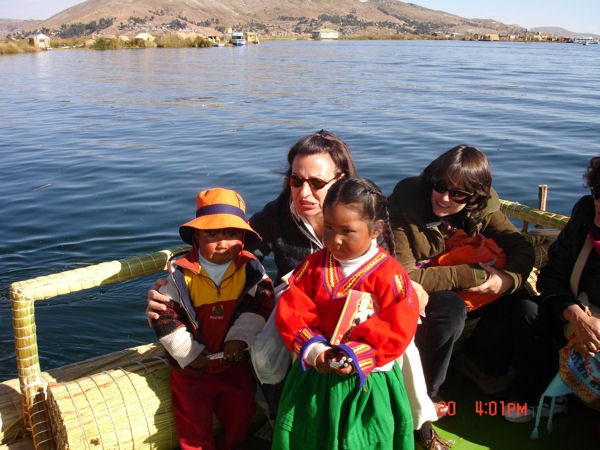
[56,18,114,38]
[88,34,213,50]
[0,40,37,55]
[0,33,212,55]
[156,34,213,48]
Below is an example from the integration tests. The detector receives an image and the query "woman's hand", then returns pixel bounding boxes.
[146,278,169,326]
[466,263,514,295]
[223,340,246,363]
[563,305,600,357]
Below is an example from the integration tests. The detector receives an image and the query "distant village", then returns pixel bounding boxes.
[4,11,597,55]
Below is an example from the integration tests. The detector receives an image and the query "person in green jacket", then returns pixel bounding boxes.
[388,144,535,407]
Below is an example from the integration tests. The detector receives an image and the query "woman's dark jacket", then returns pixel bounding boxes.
[539,195,600,318]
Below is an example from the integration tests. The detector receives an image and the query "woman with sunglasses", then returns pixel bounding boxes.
[388,144,535,407]
[248,129,356,285]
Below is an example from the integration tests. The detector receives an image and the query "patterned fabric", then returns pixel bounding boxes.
[336,341,376,388]
[276,246,419,379]
[558,342,600,410]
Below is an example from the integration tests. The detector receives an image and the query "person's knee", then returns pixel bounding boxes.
[511,297,539,327]
[427,291,467,325]
[419,292,466,343]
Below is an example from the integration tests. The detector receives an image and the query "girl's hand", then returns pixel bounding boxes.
[315,349,354,376]
[466,263,513,295]
[315,349,334,374]
[329,354,355,376]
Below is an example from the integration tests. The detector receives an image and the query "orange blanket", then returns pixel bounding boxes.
[433,229,507,311]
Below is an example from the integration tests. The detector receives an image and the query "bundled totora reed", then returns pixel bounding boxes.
[46,358,176,449]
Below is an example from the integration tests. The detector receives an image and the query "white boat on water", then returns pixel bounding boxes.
[230,32,246,46]
[574,37,598,45]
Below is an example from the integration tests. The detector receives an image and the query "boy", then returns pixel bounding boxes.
[151,188,274,450]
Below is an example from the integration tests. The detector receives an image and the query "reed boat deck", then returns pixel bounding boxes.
[3,193,597,449]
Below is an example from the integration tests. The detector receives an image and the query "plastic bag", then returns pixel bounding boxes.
[250,283,292,384]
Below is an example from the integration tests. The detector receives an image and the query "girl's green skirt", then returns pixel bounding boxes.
[272,360,414,450]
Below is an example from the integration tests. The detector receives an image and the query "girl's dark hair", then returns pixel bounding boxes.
[584,156,600,188]
[421,144,492,212]
[323,176,395,255]
[281,129,357,192]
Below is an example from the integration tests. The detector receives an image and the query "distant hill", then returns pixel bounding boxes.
[1,0,530,39]
[0,19,41,36]
[531,26,599,39]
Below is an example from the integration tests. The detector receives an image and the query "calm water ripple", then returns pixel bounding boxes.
[1,40,599,379]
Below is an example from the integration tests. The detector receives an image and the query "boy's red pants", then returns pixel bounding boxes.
[170,363,257,450]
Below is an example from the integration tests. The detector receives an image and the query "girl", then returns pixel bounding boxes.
[273,176,420,450]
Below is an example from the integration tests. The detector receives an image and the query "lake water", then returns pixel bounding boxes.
[1,40,599,381]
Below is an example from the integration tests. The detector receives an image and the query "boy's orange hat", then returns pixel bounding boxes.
[179,188,261,247]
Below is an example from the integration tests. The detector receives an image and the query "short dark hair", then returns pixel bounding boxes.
[421,144,492,212]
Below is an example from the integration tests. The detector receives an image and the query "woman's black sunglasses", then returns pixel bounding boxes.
[432,181,473,204]
[289,175,337,190]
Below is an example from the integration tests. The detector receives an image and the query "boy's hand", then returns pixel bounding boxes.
[223,340,246,362]
[187,352,210,370]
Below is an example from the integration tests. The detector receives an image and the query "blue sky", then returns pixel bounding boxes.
[1,0,598,34]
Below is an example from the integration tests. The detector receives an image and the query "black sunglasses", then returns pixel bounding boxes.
[591,185,600,200]
[289,175,337,190]
[432,180,473,204]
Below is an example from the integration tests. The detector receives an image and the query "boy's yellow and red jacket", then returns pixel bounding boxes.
[151,246,274,372]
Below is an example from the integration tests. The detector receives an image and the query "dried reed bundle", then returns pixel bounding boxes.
[8,247,187,449]
[499,199,569,230]
[47,358,177,449]
[0,344,167,446]
[0,378,26,445]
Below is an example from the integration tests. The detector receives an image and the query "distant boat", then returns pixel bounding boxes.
[312,28,339,40]
[573,37,597,45]
[230,32,246,46]
[207,35,225,47]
